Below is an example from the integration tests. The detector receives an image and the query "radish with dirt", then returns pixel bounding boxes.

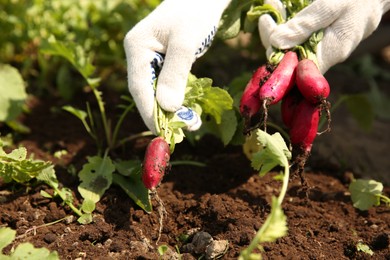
[258,51,298,106]
[280,87,303,129]
[296,58,330,105]
[239,64,271,132]
[288,98,320,174]
[239,64,271,119]
[141,136,171,190]
[295,58,332,132]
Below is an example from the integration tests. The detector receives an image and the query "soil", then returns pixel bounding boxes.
[1,39,390,260]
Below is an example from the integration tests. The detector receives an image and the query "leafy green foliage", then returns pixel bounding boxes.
[155,73,234,150]
[239,130,290,259]
[78,156,115,203]
[1,0,160,96]
[40,36,97,84]
[0,146,51,183]
[251,131,291,176]
[0,144,86,220]
[349,179,390,211]
[0,64,28,130]
[0,227,59,259]
[77,156,115,223]
[112,166,152,213]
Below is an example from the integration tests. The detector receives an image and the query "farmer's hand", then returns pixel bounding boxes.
[124,0,231,134]
[259,0,390,74]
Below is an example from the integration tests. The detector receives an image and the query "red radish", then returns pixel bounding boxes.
[239,65,271,119]
[296,59,330,104]
[280,87,303,129]
[259,51,298,106]
[288,99,321,181]
[289,99,320,156]
[142,136,171,190]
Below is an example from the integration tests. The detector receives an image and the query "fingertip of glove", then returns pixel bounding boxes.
[174,106,202,131]
[156,91,184,112]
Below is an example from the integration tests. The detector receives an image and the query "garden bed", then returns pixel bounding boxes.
[1,76,389,259]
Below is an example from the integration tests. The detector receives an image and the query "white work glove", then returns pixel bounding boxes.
[259,0,390,74]
[124,0,231,134]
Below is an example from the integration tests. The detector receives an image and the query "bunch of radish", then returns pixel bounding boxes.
[239,51,331,172]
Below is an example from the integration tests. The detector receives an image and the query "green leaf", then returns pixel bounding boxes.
[5,120,30,134]
[259,197,288,243]
[157,245,169,256]
[81,199,96,214]
[246,4,284,24]
[78,156,115,204]
[218,2,242,40]
[184,75,233,124]
[199,86,233,124]
[112,173,152,213]
[0,147,53,184]
[10,243,59,260]
[40,190,53,199]
[239,197,288,260]
[0,227,16,252]
[197,109,238,146]
[114,160,142,177]
[0,64,27,122]
[62,105,88,123]
[40,36,95,81]
[77,213,93,225]
[56,65,77,100]
[37,166,59,189]
[251,130,291,176]
[349,179,383,211]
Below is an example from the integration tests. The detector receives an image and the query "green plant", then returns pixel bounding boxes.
[349,178,390,211]
[0,227,59,259]
[0,145,92,223]
[0,64,29,133]
[239,129,290,259]
[1,0,160,98]
[39,36,154,214]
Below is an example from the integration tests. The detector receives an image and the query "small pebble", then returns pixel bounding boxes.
[44,232,57,244]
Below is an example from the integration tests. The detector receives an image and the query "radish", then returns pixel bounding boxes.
[142,136,171,190]
[296,59,330,104]
[288,99,320,174]
[239,64,271,119]
[289,99,320,154]
[296,58,332,133]
[259,51,298,106]
[280,87,303,129]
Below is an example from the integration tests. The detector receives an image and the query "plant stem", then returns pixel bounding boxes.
[92,88,112,150]
[170,160,207,167]
[111,101,135,149]
[240,157,290,258]
[378,194,390,205]
[51,186,83,217]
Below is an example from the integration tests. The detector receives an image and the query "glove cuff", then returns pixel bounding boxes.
[380,0,390,13]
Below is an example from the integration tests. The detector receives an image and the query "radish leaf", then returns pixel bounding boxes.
[251,130,291,176]
[349,179,387,211]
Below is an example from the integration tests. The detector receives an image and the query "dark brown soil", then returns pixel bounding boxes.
[1,85,389,259]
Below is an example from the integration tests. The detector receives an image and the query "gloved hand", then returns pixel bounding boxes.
[124,0,231,134]
[258,0,390,74]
